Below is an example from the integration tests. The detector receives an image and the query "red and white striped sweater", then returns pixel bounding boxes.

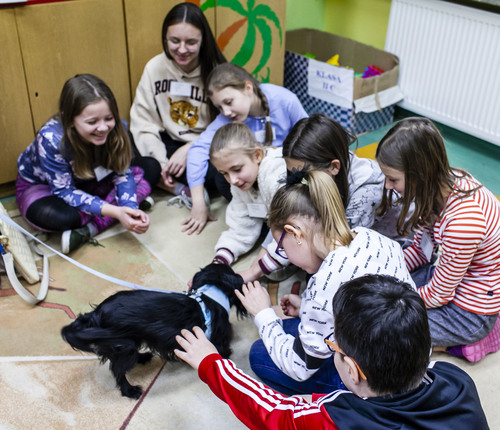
[404,175,500,314]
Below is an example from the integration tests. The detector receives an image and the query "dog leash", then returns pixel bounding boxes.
[0,211,168,293]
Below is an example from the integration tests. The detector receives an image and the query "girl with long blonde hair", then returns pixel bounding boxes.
[235,169,415,395]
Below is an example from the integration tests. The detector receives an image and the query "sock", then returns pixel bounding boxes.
[174,183,190,197]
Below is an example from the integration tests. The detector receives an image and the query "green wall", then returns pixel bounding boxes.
[286,0,391,50]
[324,0,391,49]
[286,0,325,31]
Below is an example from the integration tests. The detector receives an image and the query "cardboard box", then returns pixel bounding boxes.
[284,28,404,134]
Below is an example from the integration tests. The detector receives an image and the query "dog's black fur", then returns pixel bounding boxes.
[61,264,247,399]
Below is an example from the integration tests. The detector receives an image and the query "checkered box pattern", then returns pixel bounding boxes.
[284,51,395,134]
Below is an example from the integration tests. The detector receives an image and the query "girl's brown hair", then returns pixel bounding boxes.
[376,117,481,235]
[268,170,353,249]
[59,74,132,179]
[282,113,354,209]
[161,2,226,120]
[207,63,273,146]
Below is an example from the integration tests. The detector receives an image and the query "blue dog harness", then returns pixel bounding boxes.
[189,284,231,340]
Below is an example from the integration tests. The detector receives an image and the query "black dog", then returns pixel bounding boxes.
[61,263,247,399]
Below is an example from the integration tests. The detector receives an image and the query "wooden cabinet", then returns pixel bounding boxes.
[0,9,35,185]
[16,0,130,132]
[1,0,286,192]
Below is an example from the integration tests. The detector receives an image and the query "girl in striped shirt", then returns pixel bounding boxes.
[376,117,500,362]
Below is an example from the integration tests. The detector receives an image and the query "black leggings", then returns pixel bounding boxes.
[26,196,82,231]
[25,158,159,232]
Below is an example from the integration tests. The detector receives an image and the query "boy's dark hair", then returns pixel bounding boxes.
[333,274,431,395]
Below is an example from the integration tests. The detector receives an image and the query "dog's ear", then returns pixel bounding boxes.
[192,263,237,289]
[222,272,244,290]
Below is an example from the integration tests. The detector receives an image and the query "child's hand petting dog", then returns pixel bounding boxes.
[235,281,272,317]
[175,327,218,370]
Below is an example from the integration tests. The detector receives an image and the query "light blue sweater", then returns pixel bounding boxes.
[186,84,308,188]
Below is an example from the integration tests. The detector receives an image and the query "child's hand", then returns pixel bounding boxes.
[235,281,271,317]
[120,207,150,234]
[161,169,175,188]
[181,204,217,235]
[237,248,267,283]
[164,144,190,178]
[280,294,302,317]
[102,204,150,234]
[174,326,218,370]
[130,209,150,234]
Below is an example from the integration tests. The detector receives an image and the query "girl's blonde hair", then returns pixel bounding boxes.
[207,63,273,146]
[376,117,481,235]
[58,74,132,179]
[268,170,353,248]
[210,122,262,159]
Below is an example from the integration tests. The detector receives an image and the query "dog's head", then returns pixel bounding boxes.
[191,263,248,318]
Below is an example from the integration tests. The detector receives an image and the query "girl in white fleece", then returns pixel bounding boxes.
[209,122,286,266]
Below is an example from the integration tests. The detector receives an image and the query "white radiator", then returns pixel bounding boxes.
[385,0,500,146]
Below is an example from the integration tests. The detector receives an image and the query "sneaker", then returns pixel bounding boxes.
[61,226,101,254]
[445,345,464,357]
[462,315,500,362]
[139,196,155,211]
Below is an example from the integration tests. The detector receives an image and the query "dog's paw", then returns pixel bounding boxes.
[137,352,153,364]
[121,385,143,400]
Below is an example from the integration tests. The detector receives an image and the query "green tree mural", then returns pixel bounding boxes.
[200,0,282,82]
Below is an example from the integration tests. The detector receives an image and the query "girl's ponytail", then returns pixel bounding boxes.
[307,171,352,247]
[254,85,273,146]
[269,170,352,248]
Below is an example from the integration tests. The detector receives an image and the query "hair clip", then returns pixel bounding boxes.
[265,116,271,122]
[301,178,309,186]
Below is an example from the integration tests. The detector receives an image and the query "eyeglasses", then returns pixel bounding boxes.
[275,225,300,259]
[324,334,367,381]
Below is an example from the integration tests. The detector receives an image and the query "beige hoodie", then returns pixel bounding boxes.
[130,53,211,167]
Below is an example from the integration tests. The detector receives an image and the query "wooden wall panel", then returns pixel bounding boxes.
[0,9,35,184]
[16,0,131,130]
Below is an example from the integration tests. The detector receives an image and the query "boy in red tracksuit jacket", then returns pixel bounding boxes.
[175,274,489,430]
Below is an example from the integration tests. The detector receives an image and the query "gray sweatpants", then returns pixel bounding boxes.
[411,263,498,347]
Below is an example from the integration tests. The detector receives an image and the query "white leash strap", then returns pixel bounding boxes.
[0,212,155,293]
[1,249,49,305]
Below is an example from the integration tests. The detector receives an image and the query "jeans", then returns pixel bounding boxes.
[249,318,345,396]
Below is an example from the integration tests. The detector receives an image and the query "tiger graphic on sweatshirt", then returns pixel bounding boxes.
[168,97,199,129]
